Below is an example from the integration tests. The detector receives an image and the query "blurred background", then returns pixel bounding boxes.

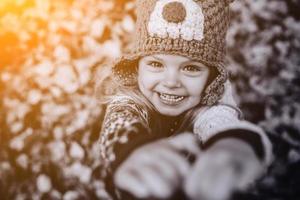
[0,0,299,199]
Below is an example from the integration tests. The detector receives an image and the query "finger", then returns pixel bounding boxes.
[128,149,182,188]
[117,153,180,199]
[153,146,191,178]
[114,167,150,199]
[184,152,239,200]
[138,164,176,199]
[115,150,178,199]
[146,158,181,189]
[167,133,201,155]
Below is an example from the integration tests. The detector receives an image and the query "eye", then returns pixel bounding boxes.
[182,65,202,72]
[148,61,163,69]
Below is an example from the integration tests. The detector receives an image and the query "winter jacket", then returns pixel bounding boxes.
[98,92,273,199]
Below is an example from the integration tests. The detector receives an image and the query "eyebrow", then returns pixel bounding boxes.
[149,55,207,67]
[183,60,207,67]
[151,55,164,61]
[151,55,191,63]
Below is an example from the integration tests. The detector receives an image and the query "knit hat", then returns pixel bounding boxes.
[112,0,235,105]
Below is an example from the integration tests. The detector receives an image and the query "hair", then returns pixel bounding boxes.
[95,57,218,133]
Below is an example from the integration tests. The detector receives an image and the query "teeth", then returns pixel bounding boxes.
[159,93,184,102]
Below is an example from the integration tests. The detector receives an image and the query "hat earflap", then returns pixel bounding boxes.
[201,63,228,106]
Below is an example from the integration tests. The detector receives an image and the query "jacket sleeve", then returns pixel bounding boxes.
[98,96,154,177]
[193,104,273,167]
[98,96,157,199]
[194,81,273,166]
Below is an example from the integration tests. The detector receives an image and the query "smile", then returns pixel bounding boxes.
[158,92,185,104]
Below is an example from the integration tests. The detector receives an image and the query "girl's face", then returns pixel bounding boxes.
[138,54,210,116]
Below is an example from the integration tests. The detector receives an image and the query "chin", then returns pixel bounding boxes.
[156,107,185,116]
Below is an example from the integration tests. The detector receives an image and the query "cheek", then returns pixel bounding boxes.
[185,77,208,96]
[138,73,149,89]
[138,72,158,90]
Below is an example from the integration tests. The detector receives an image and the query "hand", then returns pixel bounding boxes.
[114,133,201,199]
[184,138,264,200]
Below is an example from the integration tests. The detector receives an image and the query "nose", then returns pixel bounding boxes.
[163,69,181,88]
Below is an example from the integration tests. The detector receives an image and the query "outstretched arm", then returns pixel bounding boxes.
[98,96,154,198]
[187,81,273,200]
[114,133,201,199]
[185,130,266,200]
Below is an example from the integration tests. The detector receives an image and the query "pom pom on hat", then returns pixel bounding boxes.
[162,2,186,23]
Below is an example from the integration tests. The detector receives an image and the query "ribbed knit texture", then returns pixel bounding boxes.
[133,0,230,64]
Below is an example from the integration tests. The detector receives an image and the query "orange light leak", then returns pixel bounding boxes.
[0,0,40,69]
[0,0,75,70]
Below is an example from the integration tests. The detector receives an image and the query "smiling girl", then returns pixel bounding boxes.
[138,54,210,116]
[96,0,272,200]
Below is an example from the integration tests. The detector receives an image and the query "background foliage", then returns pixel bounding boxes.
[0,0,299,199]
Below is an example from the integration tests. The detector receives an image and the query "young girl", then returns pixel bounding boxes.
[96,0,272,199]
